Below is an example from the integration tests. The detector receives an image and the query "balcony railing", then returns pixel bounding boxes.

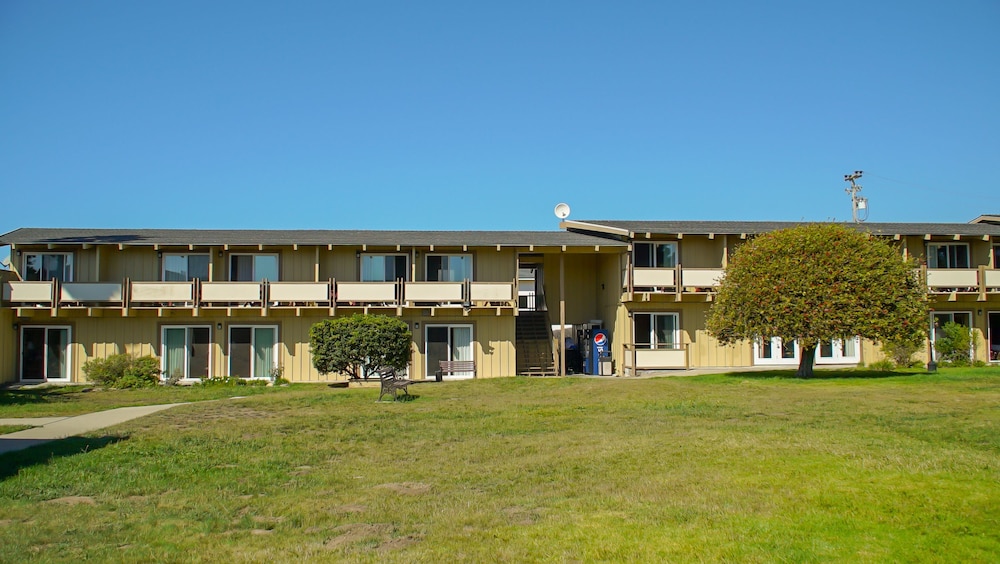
[624,265,726,299]
[622,343,689,375]
[2,278,516,311]
[923,266,1000,299]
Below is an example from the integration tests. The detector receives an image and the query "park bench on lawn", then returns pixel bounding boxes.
[435,360,476,381]
[378,368,412,402]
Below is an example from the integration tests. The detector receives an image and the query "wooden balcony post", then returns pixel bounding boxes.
[979,265,987,301]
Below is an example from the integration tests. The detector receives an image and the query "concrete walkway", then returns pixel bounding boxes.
[0,403,187,455]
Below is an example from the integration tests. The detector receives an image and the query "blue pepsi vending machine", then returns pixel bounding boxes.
[587,329,610,375]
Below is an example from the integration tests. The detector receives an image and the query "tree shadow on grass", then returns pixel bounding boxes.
[0,386,90,408]
[0,435,127,480]
[727,369,929,380]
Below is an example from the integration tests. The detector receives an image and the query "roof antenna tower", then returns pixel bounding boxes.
[844,170,868,223]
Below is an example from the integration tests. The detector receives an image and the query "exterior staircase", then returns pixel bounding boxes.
[516,311,557,376]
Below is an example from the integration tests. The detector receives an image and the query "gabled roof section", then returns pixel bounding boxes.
[0,228,626,248]
[971,214,1000,226]
[567,220,1000,239]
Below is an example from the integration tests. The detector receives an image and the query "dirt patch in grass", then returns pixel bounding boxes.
[376,482,431,495]
[331,504,367,514]
[323,523,393,549]
[44,496,96,506]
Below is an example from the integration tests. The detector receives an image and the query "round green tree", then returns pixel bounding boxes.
[707,223,927,377]
[309,314,412,379]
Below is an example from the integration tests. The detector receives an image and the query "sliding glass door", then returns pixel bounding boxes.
[162,326,211,381]
[229,326,277,379]
[426,325,473,379]
[20,326,71,381]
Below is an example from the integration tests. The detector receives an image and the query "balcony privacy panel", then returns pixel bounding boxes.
[61,283,123,302]
[470,282,513,301]
[681,269,725,287]
[926,269,978,288]
[633,348,687,369]
[405,282,463,302]
[201,282,261,302]
[4,281,54,302]
[269,282,330,302]
[131,282,194,302]
[633,268,675,287]
[984,269,1000,288]
[337,282,396,302]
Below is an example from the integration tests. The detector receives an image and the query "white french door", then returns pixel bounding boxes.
[753,337,799,366]
[754,337,861,366]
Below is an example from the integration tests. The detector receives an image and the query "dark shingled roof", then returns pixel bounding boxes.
[568,220,1000,238]
[0,228,626,248]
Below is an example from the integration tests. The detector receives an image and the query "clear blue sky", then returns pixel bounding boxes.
[1,0,997,241]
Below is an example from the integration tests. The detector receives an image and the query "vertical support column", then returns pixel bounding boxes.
[314,246,320,282]
[559,252,566,377]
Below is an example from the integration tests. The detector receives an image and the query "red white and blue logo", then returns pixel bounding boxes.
[594,333,607,346]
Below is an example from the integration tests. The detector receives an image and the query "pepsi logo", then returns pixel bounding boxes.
[594,333,607,346]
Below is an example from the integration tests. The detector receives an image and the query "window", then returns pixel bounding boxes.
[230,254,279,282]
[634,312,679,349]
[162,326,211,380]
[20,326,71,381]
[633,242,677,268]
[993,245,999,268]
[361,254,408,282]
[927,243,969,269]
[163,254,210,281]
[427,254,472,282]
[23,253,73,281]
[229,326,277,379]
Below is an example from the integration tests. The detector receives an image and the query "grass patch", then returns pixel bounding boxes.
[0,384,299,418]
[0,367,998,561]
[0,425,32,434]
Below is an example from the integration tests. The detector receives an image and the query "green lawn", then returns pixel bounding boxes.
[1,368,998,562]
[0,383,289,417]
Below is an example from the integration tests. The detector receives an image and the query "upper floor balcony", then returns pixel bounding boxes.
[623,264,1000,302]
[2,278,517,315]
[624,265,726,301]
[923,266,1000,300]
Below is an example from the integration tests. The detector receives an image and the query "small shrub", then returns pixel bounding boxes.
[935,322,973,364]
[869,359,895,372]
[881,338,922,367]
[82,353,161,389]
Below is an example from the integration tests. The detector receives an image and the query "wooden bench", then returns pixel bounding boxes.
[435,360,476,381]
[378,369,412,401]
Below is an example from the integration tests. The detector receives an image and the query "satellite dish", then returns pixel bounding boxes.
[554,202,571,219]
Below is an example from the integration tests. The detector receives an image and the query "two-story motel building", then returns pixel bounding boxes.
[1,217,998,384]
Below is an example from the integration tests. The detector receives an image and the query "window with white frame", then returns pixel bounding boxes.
[229,254,279,282]
[228,326,278,379]
[361,254,408,282]
[163,253,210,281]
[162,326,211,380]
[633,242,677,268]
[927,243,970,269]
[23,253,73,281]
[20,326,71,381]
[634,312,679,349]
[426,254,472,282]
